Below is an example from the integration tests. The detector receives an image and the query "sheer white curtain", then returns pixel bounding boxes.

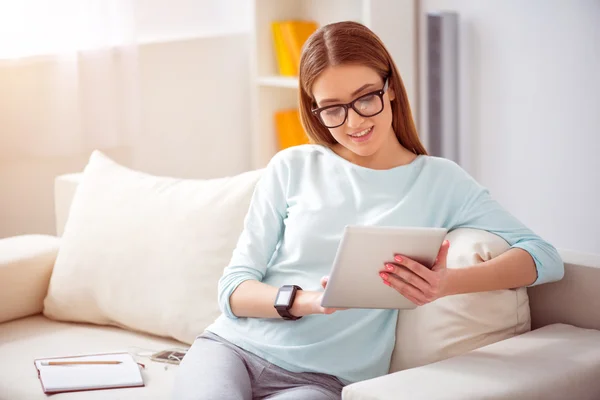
[0,0,139,158]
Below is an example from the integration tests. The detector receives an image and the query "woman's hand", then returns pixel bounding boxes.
[289,276,345,316]
[379,240,451,306]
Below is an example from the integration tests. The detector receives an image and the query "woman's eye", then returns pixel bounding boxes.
[357,95,376,107]
[323,107,343,117]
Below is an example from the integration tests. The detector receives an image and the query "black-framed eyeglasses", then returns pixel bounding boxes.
[311,78,389,129]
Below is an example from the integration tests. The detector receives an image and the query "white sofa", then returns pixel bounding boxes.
[1,155,600,400]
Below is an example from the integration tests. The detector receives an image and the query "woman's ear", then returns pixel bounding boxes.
[388,84,396,101]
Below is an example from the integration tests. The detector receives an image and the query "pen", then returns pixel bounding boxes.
[41,361,122,366]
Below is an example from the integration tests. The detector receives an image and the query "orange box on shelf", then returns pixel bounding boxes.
[274,109,310,150]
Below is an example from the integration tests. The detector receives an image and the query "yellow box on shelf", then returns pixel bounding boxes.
[271,22,295,76]
[271,20,318,77]
[274,109,310,150]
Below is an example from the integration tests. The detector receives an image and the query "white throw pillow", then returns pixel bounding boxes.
[390,228,531,372]
[43,151,263,344]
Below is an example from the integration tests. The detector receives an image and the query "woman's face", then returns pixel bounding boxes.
[311,64,395,158]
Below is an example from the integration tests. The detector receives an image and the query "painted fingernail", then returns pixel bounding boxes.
[444,240,450,247]
[394,255,403,263]
[380,272,388,280]
[383,280,391,286]
[385,264,394,271]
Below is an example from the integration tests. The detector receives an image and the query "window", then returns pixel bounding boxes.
[0,0,250,60]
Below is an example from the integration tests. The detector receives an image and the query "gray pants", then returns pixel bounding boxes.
[173,331,344,400]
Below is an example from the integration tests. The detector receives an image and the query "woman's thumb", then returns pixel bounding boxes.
[320,276,329,289]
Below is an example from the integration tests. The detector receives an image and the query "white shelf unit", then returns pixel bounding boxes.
[249,0,417,169]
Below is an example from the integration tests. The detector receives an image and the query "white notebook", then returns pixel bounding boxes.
[34,352,144,394]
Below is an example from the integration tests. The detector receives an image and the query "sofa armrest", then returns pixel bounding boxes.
[343,324,600,400]
[0,235,60,323]
[528,250,600,331]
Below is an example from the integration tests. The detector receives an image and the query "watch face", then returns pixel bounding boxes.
[275,289,292,306]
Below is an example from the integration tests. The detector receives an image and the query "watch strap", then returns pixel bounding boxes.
[278,308,301,321]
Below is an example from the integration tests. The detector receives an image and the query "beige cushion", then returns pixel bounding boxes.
[345,323,600,400]
[0,235,60,324]
[43,151,262,344]
[390,228,530,372]
[0,315,185,399]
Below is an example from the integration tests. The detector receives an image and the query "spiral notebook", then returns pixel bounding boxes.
[34,352,144,394]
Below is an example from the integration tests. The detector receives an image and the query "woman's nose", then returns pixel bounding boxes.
[346,108,365,129]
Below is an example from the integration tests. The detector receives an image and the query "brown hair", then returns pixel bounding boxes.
[298,21,427,155]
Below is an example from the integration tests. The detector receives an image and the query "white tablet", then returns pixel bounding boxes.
[321,226,448,310]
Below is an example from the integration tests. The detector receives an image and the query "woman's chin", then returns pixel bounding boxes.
[346,139,380,157]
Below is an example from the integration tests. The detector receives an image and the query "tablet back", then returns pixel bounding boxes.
[321,226,448,309]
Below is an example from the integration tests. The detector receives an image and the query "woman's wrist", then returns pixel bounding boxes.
[289,290,321,317]
[440,268,459,297]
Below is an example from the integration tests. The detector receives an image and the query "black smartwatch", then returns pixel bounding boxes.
[274,285,302,320]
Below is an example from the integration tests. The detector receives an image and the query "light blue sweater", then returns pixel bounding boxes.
[206,144,563,383]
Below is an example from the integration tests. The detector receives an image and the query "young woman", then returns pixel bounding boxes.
[173,21,563,400]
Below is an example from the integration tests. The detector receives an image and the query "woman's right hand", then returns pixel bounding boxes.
[290,276,345,316]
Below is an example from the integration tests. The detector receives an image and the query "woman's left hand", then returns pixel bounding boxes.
[379,240,451,306]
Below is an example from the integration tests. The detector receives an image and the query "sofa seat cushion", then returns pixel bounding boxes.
[0,315,186,399]
[344,323,600,400]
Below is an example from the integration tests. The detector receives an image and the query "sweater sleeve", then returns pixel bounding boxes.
[217,155,288,318]
[449,166,564,286]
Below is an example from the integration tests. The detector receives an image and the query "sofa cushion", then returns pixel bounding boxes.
[43,151,262,344]
[390,228,530,372]
[0,315,185,399]
[344,323,600,400]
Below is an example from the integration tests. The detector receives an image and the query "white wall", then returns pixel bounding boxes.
[134,0,251,41]
[420,0,600,254]
[134,35,251,179]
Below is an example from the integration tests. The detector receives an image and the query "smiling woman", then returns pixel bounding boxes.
[308,65,408,168]
[173,20,563,400]
[299,22,427,169]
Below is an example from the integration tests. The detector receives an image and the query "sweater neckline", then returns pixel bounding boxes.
[320,145,424,173]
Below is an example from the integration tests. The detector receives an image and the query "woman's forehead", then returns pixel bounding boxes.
[312,65,381,101]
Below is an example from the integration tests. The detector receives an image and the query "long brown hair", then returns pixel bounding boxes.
[298,21,427,155]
